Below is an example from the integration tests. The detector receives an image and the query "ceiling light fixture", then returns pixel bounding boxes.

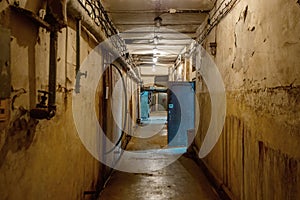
[154,16,162,27]
[153,47,158,55]
[153,57,158,63]
[153,36,159,45]
[152,64,156,72]
[169,8,176,14]
[209,42,217,56]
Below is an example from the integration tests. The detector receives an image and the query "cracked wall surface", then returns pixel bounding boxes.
[0,1,136,199]
[195,0,300,199]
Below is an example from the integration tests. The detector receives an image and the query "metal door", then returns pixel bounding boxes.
[140,91,149,119]
[167,82,195,147]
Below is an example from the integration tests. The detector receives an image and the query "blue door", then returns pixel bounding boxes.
[167,82,195,147]
[140,91,149,120]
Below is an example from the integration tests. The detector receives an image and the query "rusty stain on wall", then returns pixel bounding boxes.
[0,1,134,199]
[195,0,300,199]
[258,141,298,200]
[0,108,37,168]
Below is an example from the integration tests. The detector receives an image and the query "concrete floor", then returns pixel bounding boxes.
[98,112,220,200]
[127,111,168,150]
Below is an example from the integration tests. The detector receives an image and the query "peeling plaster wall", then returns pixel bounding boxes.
[0,1,132,199]
[195,0,300,199]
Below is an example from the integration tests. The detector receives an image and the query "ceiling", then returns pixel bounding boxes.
[101,0,216,84]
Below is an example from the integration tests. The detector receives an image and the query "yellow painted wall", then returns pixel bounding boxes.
[0,1,135,199]
[195,0,300,199]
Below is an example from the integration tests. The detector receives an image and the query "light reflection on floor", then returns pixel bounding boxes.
[99,111,219,200]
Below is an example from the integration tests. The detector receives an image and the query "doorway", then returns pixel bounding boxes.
[167,81,195,147]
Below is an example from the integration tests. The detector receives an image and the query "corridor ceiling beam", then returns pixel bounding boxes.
[100,0,216,81]
[106,9,210,14]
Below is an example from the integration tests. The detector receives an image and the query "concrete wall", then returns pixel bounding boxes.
[195,0,300,199]
[0,1,135,199]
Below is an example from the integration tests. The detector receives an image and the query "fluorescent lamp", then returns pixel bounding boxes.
[154,16,162,27]
[152,65,156,72]
[153,47,158,54]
